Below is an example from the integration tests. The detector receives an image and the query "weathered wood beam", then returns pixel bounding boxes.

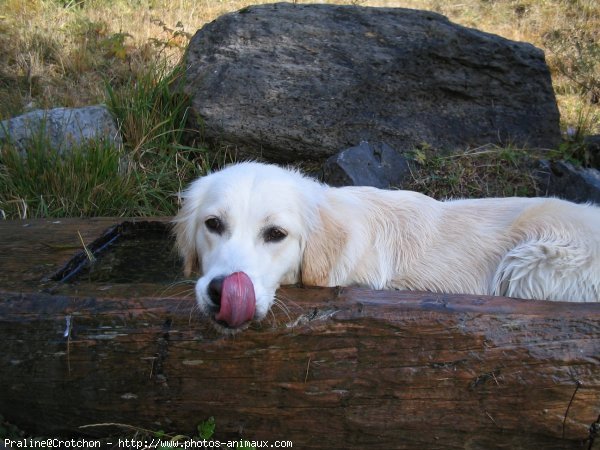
[1,287,598,449]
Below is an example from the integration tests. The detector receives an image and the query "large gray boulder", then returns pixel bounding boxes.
[184,3,560,162]
[0,105,122,154]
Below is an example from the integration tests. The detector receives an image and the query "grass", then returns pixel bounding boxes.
[0,0,598,219]
[0,61,207,219]
[405,144,546,199]
[1,138,133,218]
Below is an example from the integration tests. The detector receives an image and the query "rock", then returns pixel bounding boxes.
[584,135,600,168]
[183,3,560,162]
[0,105,122,154]
[322,141,411,188]
[535,160,600,204]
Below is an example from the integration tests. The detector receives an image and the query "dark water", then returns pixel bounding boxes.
[56,221,184,284]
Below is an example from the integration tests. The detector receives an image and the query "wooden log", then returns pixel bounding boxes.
[0,218,599,449]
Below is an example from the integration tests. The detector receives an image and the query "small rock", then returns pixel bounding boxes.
[322,141,411,188]
[0,105,122,154]
[583,135,600,168]
[535,160,600,204]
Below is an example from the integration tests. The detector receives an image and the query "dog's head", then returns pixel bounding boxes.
[174,162,324,332]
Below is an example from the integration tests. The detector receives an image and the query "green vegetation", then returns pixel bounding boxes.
[1,138,135,218]
[0,62,206,219]
[151,416,257,450]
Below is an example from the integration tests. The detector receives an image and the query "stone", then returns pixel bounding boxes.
[322,141,411,188]
[0,105,122,153]
[583,135,600,168]
[535,160,600,204]
[183,3,560,162]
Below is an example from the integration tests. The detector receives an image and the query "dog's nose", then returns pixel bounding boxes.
[207,275,226,306]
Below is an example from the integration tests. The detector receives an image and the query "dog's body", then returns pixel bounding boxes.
[174,162,600,330]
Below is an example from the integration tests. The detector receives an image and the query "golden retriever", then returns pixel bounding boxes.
[174,162,600,331]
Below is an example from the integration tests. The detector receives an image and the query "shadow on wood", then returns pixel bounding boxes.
[0,218,598,449]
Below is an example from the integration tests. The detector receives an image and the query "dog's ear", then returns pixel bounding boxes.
[173,204,200,277]
[172,181,204,277]
[301,205,348,286]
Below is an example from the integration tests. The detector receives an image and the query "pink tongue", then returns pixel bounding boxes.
[215,272,256,328]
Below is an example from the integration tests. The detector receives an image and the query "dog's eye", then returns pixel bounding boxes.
[205,217,224,234]
[264,226,287,243]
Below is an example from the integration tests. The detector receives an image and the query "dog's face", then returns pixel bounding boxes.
[174,163,321,332]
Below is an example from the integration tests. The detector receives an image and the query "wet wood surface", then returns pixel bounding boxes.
[0,218,599,449]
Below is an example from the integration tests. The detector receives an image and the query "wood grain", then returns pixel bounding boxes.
[0,218,598,449]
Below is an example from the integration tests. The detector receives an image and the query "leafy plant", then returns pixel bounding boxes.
[129,417,255,450]
[101,32,133,60]
[148,18,192,56]
[197,416,216,440]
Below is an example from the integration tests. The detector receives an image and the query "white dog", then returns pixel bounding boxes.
[174,162,600,330]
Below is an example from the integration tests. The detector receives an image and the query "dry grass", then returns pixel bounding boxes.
[404,144,549,200]
[0,0,598,133]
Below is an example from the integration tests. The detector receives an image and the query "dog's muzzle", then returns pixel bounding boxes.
[208,272,256,328]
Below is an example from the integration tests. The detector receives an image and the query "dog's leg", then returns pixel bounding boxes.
[492,238,598,302]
